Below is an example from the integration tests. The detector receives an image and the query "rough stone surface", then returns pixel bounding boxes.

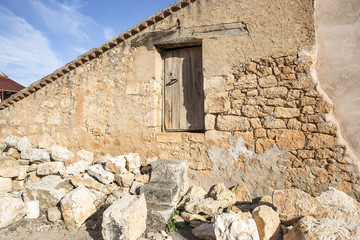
[4,136,20,149]
[272,189,325,224]
[0,157,19,178]
[178,186,207,209]
[60,160,89,177]
[192,223,216,240]
[0,177,12,192]
[88,164,114,185]
[105,155,127,174]
[47,207,62,222]
[37,134,56,151]
[77,149,94,165]
[125,153,141,174]
[252,205,281,240]
[23,175,73,212]
[140,181,179,206]
[50,146,74,162]
[150,159,189,198]
[184,197,224,215]
[216,116,250,131]
[114,173,135,188]
[129,181,144,195]
[231,185,252,203]
[283,216,360,240]
[214,212,260,240]
[16,137,32,152]
[102,194,147,240]
[60,187,97,228]
[21,148,50,163]
[209,183,236,205]
[0,193,27,228]
[37,162,65,176]
[71,174,104,191]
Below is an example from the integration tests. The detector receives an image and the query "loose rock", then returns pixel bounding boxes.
[0,193,27,228]
[88,164,114,185]
[50,145,74,162]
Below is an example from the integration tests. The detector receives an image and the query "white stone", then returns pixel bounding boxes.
[130,181,144,195]
[125,153,141,173]
[214,212,260,240]
[0,193,28,228]
[102,194,147,240]
[87,164,114,185]
[252,205,281,240]
[50,145,74,162]
[192,223,216,240]
[0,177,12,192]
[47,207,61,222]
[316,187,360,228]
[16,137,32,152]
[4,135,20,149]
[184,197,224,216]
[17,165,29,181]
[37,134,55,151]
[114,172,135,188]
[23,175,73,212]
[0,157,19,178]
[105,155,127,174]
[60,160,89,177]
[60,187,97,229]
[26,200,40,219]
[21,148,51,163]
[37,162,65,176]
[77,149,94,165]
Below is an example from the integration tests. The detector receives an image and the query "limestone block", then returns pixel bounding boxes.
[105,155,127,174]
[129,181,144,195]
[316,187,360,228]
[50,145,74,162]
[37,162,65,176]
[150,159,188,197]
[260,87,288,99]
[275,130,305,150]
[252,205,281,240]
[255,139,275,153]
[12,180,24,191]
[0,177,12,192]
[273,107,300,118]
[184,197,225,216]
[236,74,258,89]
[26,200,40,219]
[204,96,231,114]
[231,185,252,203]
[205,114,216,130]
[21,148,50,163]
[125,153,141,174]
[272,189,326,224]
[114,172,135,188]
[0,193,27,228]
[71,174,103,191]
[4,135,20,149]
[87,164,114,185]
[59,160,89,177]
[140,182,179,206]
[263,119,286,129]
[77,149,94,165]
[37,134,55,151]
[258,75,277,88]
[102,194,147,240]
[216,115,250,131]
[192,223,216,240]
[16,137,32,152]
[284,216,360,240]
[47,207,61,222]
[241,105,261,118]
[23,175,73,212]
[17,165,29,181]
[4,147,20,158]
[146,204,175,230]
[0,157,19,178]
[178,186,208,209]
[61,187,97,229]
[306,133,337,149]
[209,183,236,205]
[214,212,260,240]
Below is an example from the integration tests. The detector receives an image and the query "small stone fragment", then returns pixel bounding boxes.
[77,149,94,165]
[37,162,65,176]
[47,207,62,222]
[192,223,216,240]
[125,153,141,174]
[87,164,114,185]
[105,155,127,174]
[0,192,28,228]
[252,205,281,240]
[50,145,74,162]
[231,185,252,203]
[114,172,135,188]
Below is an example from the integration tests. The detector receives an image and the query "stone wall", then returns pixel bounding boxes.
[0,0,359,200]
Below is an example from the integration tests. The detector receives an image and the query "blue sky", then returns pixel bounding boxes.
[0,0,176,86]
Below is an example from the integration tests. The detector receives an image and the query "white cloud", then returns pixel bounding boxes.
[104,27,115,40]
[31,0,114,43]
[73,47,89,54]
[0,6,63,86]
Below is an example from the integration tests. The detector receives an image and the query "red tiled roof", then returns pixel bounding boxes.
[0,76,25,92]
[0,0,196,110]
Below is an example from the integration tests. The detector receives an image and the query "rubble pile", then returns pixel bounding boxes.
[0,134,360,240]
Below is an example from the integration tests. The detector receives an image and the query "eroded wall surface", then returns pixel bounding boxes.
[0,0,359,199]
[315,0,360,159]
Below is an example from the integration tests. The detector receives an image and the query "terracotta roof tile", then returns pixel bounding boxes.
[0,76,25,92]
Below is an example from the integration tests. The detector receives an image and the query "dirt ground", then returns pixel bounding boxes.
[0,216,198,240]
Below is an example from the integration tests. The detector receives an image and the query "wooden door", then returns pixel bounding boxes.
[164,46,204,131]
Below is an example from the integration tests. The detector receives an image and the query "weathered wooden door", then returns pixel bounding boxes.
[164,46,204,131]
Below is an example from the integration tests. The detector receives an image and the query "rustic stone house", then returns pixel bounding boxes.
[0,0,359,200]
[0,73,25,101]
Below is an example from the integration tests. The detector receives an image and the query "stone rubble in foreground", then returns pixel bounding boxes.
[0,134,359,240]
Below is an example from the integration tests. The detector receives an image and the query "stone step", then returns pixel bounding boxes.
[146,203,176,230]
